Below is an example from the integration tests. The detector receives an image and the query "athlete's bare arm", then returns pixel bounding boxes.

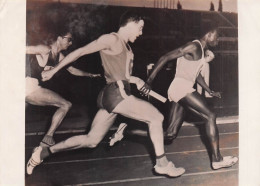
[66,66,101,77]
[26,45,50,55]
[41,34,117,81]
[57,53,101,77]
[146,42,197,85]
[196,73,221,98]
[26,45,51,67]
[196,73,212,93]
[138,43,197,96]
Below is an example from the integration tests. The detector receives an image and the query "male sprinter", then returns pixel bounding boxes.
[141,25,238,170]
[27,11,185,177]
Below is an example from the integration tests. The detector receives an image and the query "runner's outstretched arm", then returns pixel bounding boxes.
[146,43,195,85]
[196,73,221,98]
[139,43,195,96]
[41,34,116,81]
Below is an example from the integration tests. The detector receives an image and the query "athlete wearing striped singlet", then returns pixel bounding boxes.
[141,26,238,170]
[27,11,185,178]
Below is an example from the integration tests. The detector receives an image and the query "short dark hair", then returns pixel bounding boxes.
[44,19,72,45]
[200,21,218,38]
[119,10,143,27]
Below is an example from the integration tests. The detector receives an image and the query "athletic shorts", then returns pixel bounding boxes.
[26,77,41,97]
[168,77,195,102]
[97,80,131,113]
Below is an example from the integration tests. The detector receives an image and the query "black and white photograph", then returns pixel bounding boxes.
[1,0,260,185]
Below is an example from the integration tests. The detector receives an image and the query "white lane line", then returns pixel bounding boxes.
[183,115,238,126]
[25,131,239,149]
[25,129,86,136]
[65,168,238,186]
[43,147,238,165]
[178,132,239,139]
[166,147,238,156]
[25,116,239,136]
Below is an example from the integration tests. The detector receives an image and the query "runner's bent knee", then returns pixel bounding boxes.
[79,135,101,148]
[60,100,72,111]
[86,141,99,148]
[147,110,164,125]
[205,111,216,122]
[209,112,216,120]
[143,102,164,125]
[154,112,164,124]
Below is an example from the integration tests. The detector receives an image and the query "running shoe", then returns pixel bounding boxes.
[154,161,185,177]
[109,123,127,146]
[26,146,43,175]
[40,135,55,147]
[212,156,238,170]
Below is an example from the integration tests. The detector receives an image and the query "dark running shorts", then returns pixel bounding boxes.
[97,80,131,113]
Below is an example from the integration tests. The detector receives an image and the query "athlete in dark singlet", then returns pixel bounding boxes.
[27,11,185,178]
[141,26,238,170]
[26,31,100,147]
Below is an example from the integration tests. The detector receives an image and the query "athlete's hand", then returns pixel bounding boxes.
[210,91,221,98]
[135,78,145,90]
[129,76,150,96]
[205,50,214,58]
[205,50,215,63]
[41,69,55,82]
[43,66,54,71]
[139,82,151,97]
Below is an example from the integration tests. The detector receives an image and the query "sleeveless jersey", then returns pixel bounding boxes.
[99,33,134,83]
[175,40,205,84]
[168,40,207,102]
[26,52,60,81]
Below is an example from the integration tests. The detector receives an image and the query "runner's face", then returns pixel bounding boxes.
[128,20,144,43]
[60,33,73,50]
[207,30,219,47]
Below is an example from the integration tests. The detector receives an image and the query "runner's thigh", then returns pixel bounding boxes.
[113,95,163,124]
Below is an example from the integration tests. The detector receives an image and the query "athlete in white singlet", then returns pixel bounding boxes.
[141,26,238,170]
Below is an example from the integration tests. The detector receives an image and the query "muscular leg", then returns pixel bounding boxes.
[112,95,175,168]
[47,94,163,156]
[113,96,164,156]
[50,109,117,153]
[27,96,185,177]
[179,91,222,162]
[26,88,72,145]
[27,108,117,175]
[113,95,185,176]
[165,101,185,141]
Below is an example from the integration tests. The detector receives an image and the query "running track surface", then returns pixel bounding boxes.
[25,122,238,186]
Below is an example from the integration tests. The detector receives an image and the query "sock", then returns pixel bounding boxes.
[41,135,55,146]
[156,153,166,159]
[40,147,52,160]
[156,153,168,167]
